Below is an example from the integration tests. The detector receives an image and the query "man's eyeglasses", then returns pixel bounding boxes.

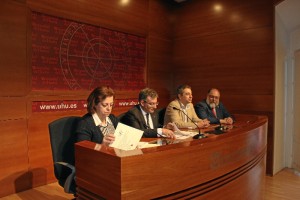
[209,95,219,100]
[144,101,159,107]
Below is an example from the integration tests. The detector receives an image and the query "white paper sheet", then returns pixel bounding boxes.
[109,123,143,151]
[168,122,198,139]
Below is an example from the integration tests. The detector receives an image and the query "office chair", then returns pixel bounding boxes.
[48,116,81,195]
[157,107,166,126]
[117,112,126,122]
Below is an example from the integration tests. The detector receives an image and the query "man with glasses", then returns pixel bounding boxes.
[195,88,234,124]
[121,88,175,138]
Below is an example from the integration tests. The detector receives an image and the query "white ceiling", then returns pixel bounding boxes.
[276,0,300,32]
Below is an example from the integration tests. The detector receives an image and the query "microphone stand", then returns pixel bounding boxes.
[172,107,207,139]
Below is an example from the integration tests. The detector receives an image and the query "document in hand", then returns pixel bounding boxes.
[109,123,143,151]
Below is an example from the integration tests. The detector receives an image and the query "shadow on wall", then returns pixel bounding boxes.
[0,168,47,198]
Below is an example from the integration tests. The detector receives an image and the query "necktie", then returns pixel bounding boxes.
[146,113,150,128]
[212,108,217,118]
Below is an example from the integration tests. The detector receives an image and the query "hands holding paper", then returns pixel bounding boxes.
[102,133,115,145]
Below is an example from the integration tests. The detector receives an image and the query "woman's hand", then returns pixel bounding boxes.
[102,133,115,145]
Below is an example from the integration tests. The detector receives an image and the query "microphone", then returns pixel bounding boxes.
[172,107,207,139]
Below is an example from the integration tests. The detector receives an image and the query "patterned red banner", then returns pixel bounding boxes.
[31,11,146,91]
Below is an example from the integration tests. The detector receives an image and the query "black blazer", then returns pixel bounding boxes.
[76,113,119,143]
[121,105,162,138]
[194,100,233,124]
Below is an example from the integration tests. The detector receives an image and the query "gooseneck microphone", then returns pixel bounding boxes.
[172,107,207,139]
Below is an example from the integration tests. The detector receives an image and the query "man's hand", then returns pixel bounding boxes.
[225,117,233,125]
[162,128,175,139]
[220,117,233,125]
[197,119,210,128]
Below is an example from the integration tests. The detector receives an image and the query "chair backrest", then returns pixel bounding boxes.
[48,116,81,180]
[157,107,166,126]
[118,112,126,122]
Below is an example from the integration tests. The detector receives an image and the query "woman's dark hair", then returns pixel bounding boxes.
[87,86,115,114]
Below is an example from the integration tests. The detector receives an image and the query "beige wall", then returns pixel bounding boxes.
[292,50,300,171]
[275,1,300,174]
[274,10,288,174]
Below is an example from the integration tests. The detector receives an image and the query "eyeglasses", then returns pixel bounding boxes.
[209,95,219,100]
[100,103,114,108]
[144,101,159,107]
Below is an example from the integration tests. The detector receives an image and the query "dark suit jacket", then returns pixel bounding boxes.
[121,105,162,138]
[194,100,233,124]
[76,113,119,143]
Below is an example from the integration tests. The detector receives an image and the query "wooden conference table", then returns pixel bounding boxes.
[75,114,267,200]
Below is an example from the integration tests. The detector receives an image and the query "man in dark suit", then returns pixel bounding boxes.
[121,88,175,138]
[195,88,234,124]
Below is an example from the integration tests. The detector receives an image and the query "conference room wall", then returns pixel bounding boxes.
[0,0,173,197]
[0,1,31,197]
[171,0,276,174]
[0,0,280,197]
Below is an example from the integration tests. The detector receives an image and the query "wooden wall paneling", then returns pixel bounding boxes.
[223,95,274,113]
[147,36,173,107]
[148,0,174,107]
[0,0,28,96]
[26,0,149,36]
[173,0,273,39]
[0,97,29,197]
[171,0,275,174]
[148,0,175,38]
[173,27,274,96]
[0,97,27,121]
[0,119,29,197]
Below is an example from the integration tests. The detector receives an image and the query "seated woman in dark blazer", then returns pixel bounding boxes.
[76,86,118,145]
